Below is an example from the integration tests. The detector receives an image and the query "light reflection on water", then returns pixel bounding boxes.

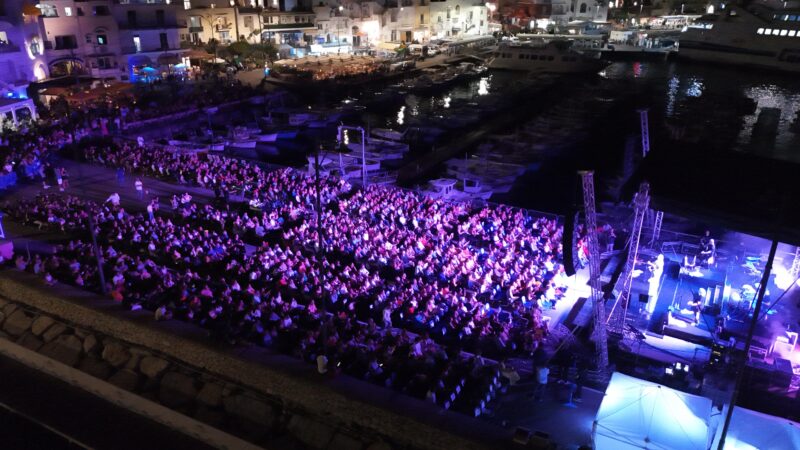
[381,73,507,129]
[603,61,800,162]
[478,77,490,96]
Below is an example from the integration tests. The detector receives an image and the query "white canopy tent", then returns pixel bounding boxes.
[710,404,800,450]
[594,372,713,450]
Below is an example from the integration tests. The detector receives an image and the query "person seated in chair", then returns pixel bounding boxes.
[699,230,716,267]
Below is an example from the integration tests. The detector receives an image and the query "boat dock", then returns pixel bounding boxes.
[395,76,566,185]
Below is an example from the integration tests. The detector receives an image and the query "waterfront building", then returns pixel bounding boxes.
[114,0,186,80]
[0,0,48,90]
[428,0,490,40]
[499,0,607,31]
[235,5,264,42]
[179,0,264,45]
[549,0,608,26]
[380,0,429,43]
[312,4,355,51]
[377,0,490,45]
[37,0,122,79]
[180,1,238,45]
[0,0,44,126]
[36,0,185,81]
[262,9,316,56]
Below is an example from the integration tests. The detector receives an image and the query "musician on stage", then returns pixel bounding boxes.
[688,289,704,325]
[698,230,716,267]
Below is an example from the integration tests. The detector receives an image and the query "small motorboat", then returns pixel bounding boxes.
[228,140,257,149]
[372,128,406,142]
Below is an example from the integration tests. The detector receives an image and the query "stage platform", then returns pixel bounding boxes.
[664,317,715,347]
[617,333,711,366]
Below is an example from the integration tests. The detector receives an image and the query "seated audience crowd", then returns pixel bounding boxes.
[5,140,570,414]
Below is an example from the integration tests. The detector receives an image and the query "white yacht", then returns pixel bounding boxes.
[488,40,609,74]
[679,4,800,72]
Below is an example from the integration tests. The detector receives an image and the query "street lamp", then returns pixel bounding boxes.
[337,124,367,185]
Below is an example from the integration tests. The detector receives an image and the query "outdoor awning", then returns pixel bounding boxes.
[377,42,400,50]
[184,49,212,59]
[157,53,181,65]
[128,55,153,67]
[39,87,69,97]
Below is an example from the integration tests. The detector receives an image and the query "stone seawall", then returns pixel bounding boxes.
[0,270,501,450]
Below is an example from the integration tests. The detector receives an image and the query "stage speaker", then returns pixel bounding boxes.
[775,358,793,388]
[639,293,649,304]
[562,211,577,276]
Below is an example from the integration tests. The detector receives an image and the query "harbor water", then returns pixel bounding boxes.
[152,58,800,215]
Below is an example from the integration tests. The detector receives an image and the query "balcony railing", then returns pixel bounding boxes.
[113,0,173,5]
[262,22,315,30]
[121,45,182,54]
[119,21,187,29]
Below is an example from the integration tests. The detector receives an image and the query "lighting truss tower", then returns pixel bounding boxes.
[790,247,800,279]
[579,171,608,371]
[638,109,650,157]
[649,210,663,248]
[606,182,650,335]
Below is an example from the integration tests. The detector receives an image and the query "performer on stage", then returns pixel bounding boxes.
[689,289,704,325]
[699,230,716,267]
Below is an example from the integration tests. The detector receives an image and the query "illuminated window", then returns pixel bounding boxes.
[781,29,788,36]
[65,6,73,16]
[772,29,780,35]
[765,28,772,34]
[97,34,107,45]
[790,30,797,37]
[757,28,764,34]
[39,4,58,17]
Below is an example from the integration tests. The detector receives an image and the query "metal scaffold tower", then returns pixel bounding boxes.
[649,210,664,248]
[607,182,650,335]
[579,171,608,371]
[790,247,800,279]
[639,109,650,157]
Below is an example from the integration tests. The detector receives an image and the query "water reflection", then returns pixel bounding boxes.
[478,77,489,96]
[686,78,704,97]
[366,72,520,129]
[602,60,800,162]
[666,76,679,117]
